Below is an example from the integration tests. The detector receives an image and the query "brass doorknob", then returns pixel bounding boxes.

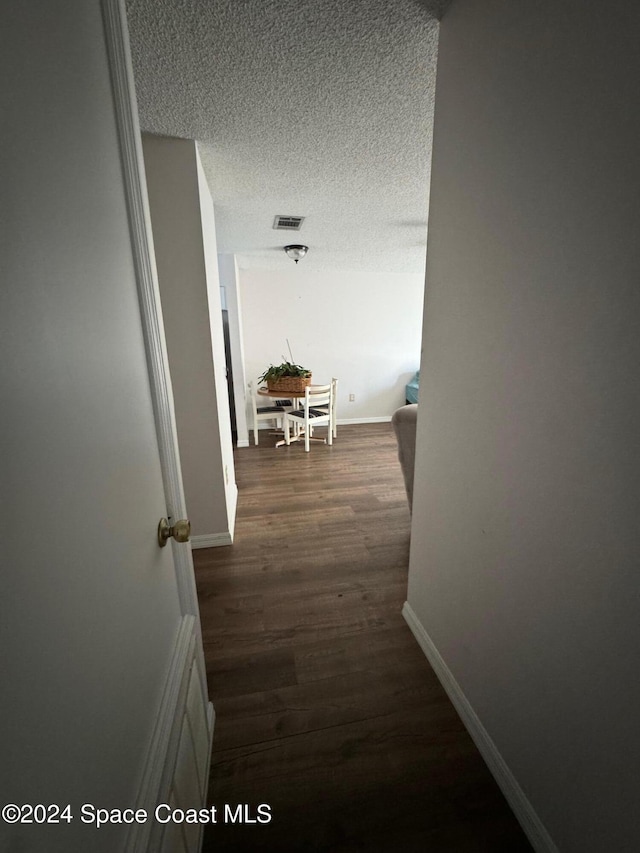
[158,518,191,548]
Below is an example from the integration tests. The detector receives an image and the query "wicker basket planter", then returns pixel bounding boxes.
[266,374,312,394]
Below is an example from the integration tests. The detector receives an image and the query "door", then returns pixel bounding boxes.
[0,3,210,852]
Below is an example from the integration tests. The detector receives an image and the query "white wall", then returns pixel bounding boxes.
[196,151,238,532]
[407,1,640,850]
[239,267,424,422]
[142,135,237,545]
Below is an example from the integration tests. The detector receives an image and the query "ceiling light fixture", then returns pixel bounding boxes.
[284,244,308,264]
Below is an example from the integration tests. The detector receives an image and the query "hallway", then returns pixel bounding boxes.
[194,424,531,851]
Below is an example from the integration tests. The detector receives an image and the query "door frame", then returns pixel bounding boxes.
[102,0,201,626]
[102,4,213,850]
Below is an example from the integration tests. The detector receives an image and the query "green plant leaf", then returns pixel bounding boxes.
[258,360,311,382]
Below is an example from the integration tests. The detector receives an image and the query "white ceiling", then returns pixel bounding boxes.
[126,0,443,274]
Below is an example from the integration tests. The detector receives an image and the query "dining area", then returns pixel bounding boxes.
[248,361,338,451]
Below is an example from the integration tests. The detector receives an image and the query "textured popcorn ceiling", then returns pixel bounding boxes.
[127,0,443,274]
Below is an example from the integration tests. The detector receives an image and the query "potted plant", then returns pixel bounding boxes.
[258,360,312,394]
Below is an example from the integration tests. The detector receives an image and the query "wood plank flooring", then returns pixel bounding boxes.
[194,423,532,852]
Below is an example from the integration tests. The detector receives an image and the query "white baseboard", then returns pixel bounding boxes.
[402,601,558,853]
[227,483,238,541]
[191,492,237,549]
[236,438,250,447]
[337,416,392,425]
[191,532,233,549]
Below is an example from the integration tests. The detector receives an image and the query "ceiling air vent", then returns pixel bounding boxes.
[273,215,305,231]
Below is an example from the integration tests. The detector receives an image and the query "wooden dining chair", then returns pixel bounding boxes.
[249,381,293,445]
[282,383,334,451]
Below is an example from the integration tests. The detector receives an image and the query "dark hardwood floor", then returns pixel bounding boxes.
[194,423,532,852]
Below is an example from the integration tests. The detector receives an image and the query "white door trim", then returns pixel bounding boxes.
[103,7,213,850]
[125,614,196,853]
[101,0,202,626]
